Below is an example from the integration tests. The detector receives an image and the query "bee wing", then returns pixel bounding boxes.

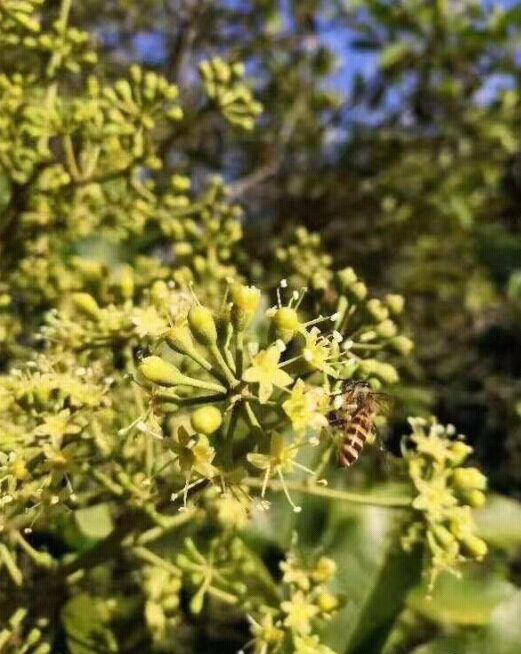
[372,393,395,417]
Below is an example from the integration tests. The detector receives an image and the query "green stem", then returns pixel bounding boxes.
[153,392,225,406]
[63,135,81,180]
[242,401,264,436]
[12,531,55,569]
[91,469,124,496]
[0,543,23,586]
[235,331,244,379]
[242,477,413,507]
[136,508,199,545]
[132,546,180,575]
[209,343,238,387]
[223,404,240,467]
[59,0,73,26]
[176,373,228,394]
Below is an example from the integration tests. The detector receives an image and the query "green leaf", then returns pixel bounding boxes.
[321,501,421,654]
[411,591,521,654]
[474,495,521,551]
[407,570,514,626]
[75,504,114,541]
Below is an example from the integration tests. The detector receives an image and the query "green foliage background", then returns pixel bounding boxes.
[2,1,521,653]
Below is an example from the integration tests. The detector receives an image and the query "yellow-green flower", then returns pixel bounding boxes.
[281,590,319,636]
[131,305,167,338]
[301,328,339,377]
[247,434,309,512]
[171,426,217,479]
[33,409,82,447]
[247,612,284,654]
[294,635,336,654]
[243,345,292,403]
[282,380,329,434]
[280,556,311,591]
[212,492,249,529]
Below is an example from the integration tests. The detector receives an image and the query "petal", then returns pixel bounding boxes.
[242,366,260,383]
[247,453,271,469]
[273,369,292,388]
[258,380,274,403]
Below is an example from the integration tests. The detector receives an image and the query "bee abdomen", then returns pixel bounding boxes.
[338,408,374,468]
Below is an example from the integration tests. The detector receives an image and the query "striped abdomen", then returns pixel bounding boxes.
[338,406,376,467]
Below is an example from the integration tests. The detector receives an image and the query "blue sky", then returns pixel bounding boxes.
[96,0,521,112]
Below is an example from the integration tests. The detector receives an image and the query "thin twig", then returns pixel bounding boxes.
[243,477,413,507]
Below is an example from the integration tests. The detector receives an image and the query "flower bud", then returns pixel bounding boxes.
[145,603,166,631]
[138,356,186,386]
[465,489,487,508]
[11,459,28,481]
[359,330,377,342]
[432,524,456,548]
[173,242,193,257]
[317,592,339,613]
[171,174,191,192]
[149,280,169,304]
[376,319,398,338]
[452,467,487,491]
[390,335,414,356]
[230,283,261,330]
[462,535,488,559]
[358,360,399,385]
[336,267,357,290]
[450,441,473,466]
[188,305,217,346]
[312,557,337,583]
[190,406,223,435]
[350,281,367,300]
[72,292,100,319]
[385,294,405,315]
[366,299,389,322]
[190,591,205,615]
[270,307,300,344]
[165,324,195,355]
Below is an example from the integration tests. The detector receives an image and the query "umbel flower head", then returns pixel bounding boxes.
[242,547,340,654]
[402,417,488,589]
[135,279,408,511]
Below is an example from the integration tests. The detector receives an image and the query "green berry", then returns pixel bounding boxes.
[190,406,223,435]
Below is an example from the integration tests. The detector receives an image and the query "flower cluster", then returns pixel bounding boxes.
[0,0,97,78]
[141,565,183,650]
[0,609,50,654]
[275,227,334,292]
[136,280,408,513]
[199,58,263,130]
[402,417,488,588]
[244,550,339,654]
[0,2,494,652]
[0,0,258,369]
[0,353,113,533]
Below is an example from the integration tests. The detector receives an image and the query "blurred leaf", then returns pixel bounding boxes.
[0,174,12,217]
[321,500,421,654]
[497,5,521,29]
[380,43,411,70]
[411,591,521,654]
[62,593,117,654]
[475,225,521,282]
[407,570,514,626]
[474,494,521,551]
[75,504,114,541]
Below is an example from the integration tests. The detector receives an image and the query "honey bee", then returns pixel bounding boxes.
[330,381,391,467]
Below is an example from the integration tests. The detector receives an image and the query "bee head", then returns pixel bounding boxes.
[344,380,371,392]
